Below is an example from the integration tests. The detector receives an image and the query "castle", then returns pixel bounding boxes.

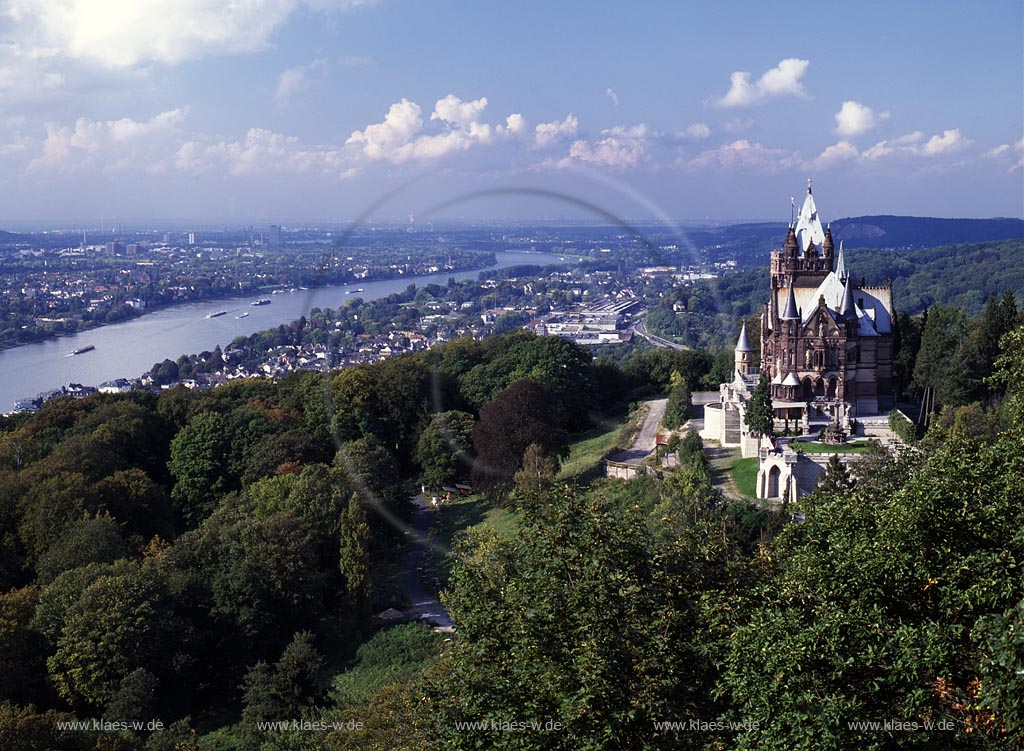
[703,182,895,459]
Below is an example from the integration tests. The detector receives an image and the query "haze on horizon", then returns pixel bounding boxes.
[0,1,1021,225]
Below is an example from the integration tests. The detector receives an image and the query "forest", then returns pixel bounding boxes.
[0,300,1021,748]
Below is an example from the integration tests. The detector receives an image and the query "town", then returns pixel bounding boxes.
[8,248,737,412]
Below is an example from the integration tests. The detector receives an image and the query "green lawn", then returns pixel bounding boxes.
[428,494,521,586]
[730,457,759,499]
[795,440,871,454]
[557,411,636,483]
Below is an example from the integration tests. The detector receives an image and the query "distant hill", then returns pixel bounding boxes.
[846,238,1024,316]
[0,229,29,245]
[692,215,1024,267]
[830,215,1024,249]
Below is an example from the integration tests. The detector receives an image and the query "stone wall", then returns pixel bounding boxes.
[702,402,724,443]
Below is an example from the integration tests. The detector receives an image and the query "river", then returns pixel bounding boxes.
[0,251,575,411]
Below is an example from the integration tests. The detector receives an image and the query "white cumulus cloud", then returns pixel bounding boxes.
[711,58,810,107]
[605,87,619,107]
[862,129,972,160]
[275,59,326,104]
[28,107,187,172]
[346,98,424,161]
[431,94,488,128]
[555,123,650,170]
[986,138,1024,171]
[920,128,972,156]
[806,140,858,169]
[502,113,526,137]
[5,0,374,68]
[834,100,889,137]
[347,94,520,164]
[687,139,799,171]
[681,122,711,140]
[534,114,579,147]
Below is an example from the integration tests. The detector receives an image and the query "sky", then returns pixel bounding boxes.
[0,0,1021,226]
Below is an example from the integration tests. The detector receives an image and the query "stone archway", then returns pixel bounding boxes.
[767,465,781,498]
[802,377,813,401]
[827,377,838,400]
[814,377,825,398]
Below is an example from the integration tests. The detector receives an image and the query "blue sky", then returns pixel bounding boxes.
[0,0,1021,225]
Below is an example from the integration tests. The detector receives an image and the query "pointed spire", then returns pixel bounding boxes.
[835,239,847,281]
[783,225,799,256]
[839,273,857,319]
[735,321,752,352]
[781,278,800,320]
[823,224,834,257]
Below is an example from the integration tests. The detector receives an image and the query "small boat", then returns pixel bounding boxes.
[237,312,250,319]
[251,299,271,306]
[70,345,95,355]
[206,311,227,319]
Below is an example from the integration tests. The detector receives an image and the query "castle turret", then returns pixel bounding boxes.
[839,273,857,319]
[823,224,834,259]
[734,321,752,377]
[781,278,800,321]
[783,225,799,259]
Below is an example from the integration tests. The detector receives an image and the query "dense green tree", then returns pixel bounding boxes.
[744,372,774,438]
[512,442,558,497]
[661,374,692,431]
[338,493,370,618]
[815,453,854,494]
[93,468,175,542]
[459,333,595,431]
[16,470,96,565]
[242,427,330,485]
[331,357,433,465]
[0,585,49,704]
[167,410,230,527]
[48,565,185,710]
[891,311,923,400]
[717,386,1024,750]
[913,305,971,419]
[415,410,475,488]
[242,631,324,743]
[434,484,725,750]
[968,290,1018,400]
[0,703,96,751]
[31,562,114,648]
[104,667,160,724]
[36,514,127,584]
[335,436,405,515]
[207,510,329,650]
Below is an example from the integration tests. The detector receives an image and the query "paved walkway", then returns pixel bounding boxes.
[704,443,746,501]
[397,495,453,629]
[610,397,667,464]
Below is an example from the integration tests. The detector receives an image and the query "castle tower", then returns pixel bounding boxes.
[734,322,752,377]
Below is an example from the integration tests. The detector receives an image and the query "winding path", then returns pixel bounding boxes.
[397,495,453,629]
[609,397,667,464]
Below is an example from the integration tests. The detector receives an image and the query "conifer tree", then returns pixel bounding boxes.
[338,493,370,619]
[745,372,774,437]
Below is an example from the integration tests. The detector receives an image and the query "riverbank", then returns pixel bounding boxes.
[0,250,572,411]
